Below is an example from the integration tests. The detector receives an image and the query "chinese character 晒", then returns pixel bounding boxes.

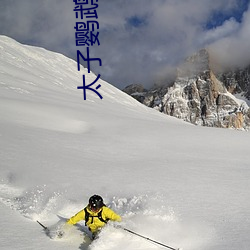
[73,0,102,100]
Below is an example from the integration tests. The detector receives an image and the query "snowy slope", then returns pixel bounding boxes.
[0,36,250,250]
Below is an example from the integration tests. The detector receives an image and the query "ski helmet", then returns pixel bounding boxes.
[89,195,104,210]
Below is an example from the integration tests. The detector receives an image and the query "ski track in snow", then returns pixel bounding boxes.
[0,99,91,134]
[0,180,211,250]
[2,36,248,250]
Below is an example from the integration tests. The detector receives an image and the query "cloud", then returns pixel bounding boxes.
[209,4,250,69]
[200,18,240,45]
[0,0,76,54]
[0,0,249,89]
[95,0,249,88]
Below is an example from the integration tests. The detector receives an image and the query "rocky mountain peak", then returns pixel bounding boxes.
[123,49,250,130]
[177,49,210,78]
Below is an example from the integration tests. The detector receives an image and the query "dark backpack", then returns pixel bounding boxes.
[84,206,109,226]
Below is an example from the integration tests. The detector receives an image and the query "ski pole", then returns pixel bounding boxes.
[122,227,180,250]
[37,220,48,231]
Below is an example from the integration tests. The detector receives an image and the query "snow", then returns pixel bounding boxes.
[0,35,250,250]
[234,93,250,107]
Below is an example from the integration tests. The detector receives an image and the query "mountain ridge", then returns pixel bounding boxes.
[123,49,250,130]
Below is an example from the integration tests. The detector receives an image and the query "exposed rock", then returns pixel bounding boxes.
[123,84,147,103]
[123,84,147,95]
[217,66,250,99]
[123,49,250,130]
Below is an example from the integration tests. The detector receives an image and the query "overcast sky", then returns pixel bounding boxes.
[0,0,249,89]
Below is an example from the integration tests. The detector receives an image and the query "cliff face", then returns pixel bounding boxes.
[123,49,250,130]
[218,66,250,99]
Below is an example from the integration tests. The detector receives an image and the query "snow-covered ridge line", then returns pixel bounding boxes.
[0,35,148,109]
[1,36,250,250]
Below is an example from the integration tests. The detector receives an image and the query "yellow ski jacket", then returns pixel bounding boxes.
[67,206,121,233]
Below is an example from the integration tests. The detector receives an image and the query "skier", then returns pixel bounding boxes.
[66,194,122,239]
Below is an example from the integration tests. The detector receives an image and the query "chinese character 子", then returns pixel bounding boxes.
[77,74,103,100]
[77,47,102,73]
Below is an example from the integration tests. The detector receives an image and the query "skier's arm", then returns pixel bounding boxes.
[104,207,122,222]
[67,209,85,225]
